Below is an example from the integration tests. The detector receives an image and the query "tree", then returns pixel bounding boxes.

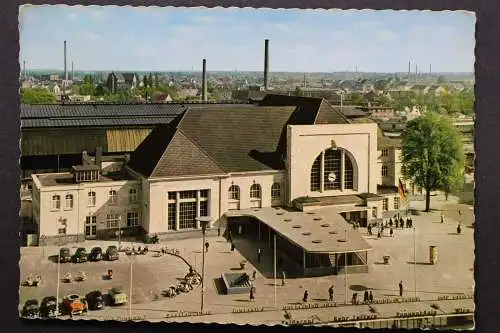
[294,86,303,97]
[142,75,148,88]
[78,83,95,96]
[20,87,57,104]
[83,75,93,84]
[147,73,153,88]
[401,112,464,211]
[154,73,159,88]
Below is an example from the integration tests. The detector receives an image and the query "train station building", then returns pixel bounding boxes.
[30,95,405,274]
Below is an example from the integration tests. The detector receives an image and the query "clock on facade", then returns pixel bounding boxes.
[328,172,336,183]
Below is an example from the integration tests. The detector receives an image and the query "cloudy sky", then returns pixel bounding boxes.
[19,6,475,73]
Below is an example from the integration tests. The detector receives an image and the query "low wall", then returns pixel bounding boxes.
[220,273,252,295]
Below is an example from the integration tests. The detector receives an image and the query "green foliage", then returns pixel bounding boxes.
[83,75,93,84]
[389,90,474,115]
[78,83,95,96]
[345,92,365,105]
[147,73,153,88]
[20,87,56,104]
[401,112,465,211]
[294,86,303,97]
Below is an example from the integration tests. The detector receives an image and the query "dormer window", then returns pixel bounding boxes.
[72,164,101,183]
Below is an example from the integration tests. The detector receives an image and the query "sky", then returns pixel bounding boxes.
[19,5,476,73]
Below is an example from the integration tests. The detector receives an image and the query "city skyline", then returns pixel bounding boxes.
[19,6,476,73]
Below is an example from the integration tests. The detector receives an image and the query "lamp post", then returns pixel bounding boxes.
[196,216,212,314]
[344,228,348,305]
[117,216,123,250]
[413,226,417,297]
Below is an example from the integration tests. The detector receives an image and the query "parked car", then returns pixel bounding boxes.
[40,296,58,318]
[105,245,119,261]
[58,247,71,263]
[85,291,104,310]
[108,287,127,305]
[63,294,87,316]
[21,299,40,318]
[72,247,88,263]
[89,247,103,261]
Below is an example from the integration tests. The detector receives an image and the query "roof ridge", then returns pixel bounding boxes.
[177,128,228,173]
[319,98,352,124]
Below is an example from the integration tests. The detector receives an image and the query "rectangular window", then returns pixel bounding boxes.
[129,188,138,203]
[168,203,176,230]
[168,192,176,200]
[109,190,118,204]
[106,213,120,229]
[179,190,197,199]
[199,200,208,217]
[381,149,389,157]
[65,194,73,209]
[52,195,61,210]
[179,202,197,229]
[383,198,389,211]
[372,207,378,218]
[394,197,400,210]
[88,191,96,206]
[127,211,139,227]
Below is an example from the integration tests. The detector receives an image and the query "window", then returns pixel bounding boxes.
[106,213,120,229]
[179,202,197,229]
[372,207,378,218]
[200,190,209,198]
[250,184,262,199]
[383,198,389,211]
[168,192,176,200]
[310,148,355,192]
[200,200,208,217]
[394,197,400,210]
[271,183,281,200]
[382,165,388,177]
[52,195,61,210]
[381,149,389,157]
[127,211,139,227]
[65,194,73,209]
[109,190,118,204]
[58,227,66,235]
[179,190,197,199]
[167,203,176,230]
[228,185,240,200]
[129,188,138,203]
[88,191,96,206]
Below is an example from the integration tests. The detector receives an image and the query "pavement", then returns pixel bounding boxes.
[19,192,475,324]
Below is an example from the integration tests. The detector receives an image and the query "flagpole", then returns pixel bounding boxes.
[344,229,348,305]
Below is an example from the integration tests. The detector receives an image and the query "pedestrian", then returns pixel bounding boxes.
[228,230,232,243]
[390,228,394,237]
[231,242,235,251]
[328,285,334,302]
[303,290,309,303]
[363,290,369,303]
[217,226,221,237]
[369,290,374,303]
[400,218,404,228]
[249,286,255,301]
[351,293,358,305]
[238,225,243,235]
[377,231,381,238]
[441,214,444,223]
[281,271,286,286]
[457,223,462,235]
[367,225,372,236]
[389,218,393,227]
[205,241,209,253]
[257,248,262,262]
[399,280,403,297]
[252,270,257,280]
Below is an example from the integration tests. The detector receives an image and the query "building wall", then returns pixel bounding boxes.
[378,147,402,187]
[286,123,378,204]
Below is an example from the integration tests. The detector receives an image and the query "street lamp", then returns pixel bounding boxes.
[196,216,211,314]
[116,216,124,250]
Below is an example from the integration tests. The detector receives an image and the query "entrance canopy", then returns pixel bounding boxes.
[225,207,371,254]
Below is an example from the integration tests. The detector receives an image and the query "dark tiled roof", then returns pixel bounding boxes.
[349,117,402,148]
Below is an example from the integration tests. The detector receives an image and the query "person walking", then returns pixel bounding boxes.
[205,241,209,253]
[228,230,233,243]
[303,290,309,303]
[281,271,286,286]
[257,248,262,262]
[363,290,369,303]
[231,242,235,251]
[399,280,403,297]
[457,223,462,235]
[441,214,444,223]
[390,228,394,237]
[328,285,334,302]
[369,290,374,303]
[249,286,255,301]
[389,218,393,227]
[252,270,257,280]
[217,226,221,237]
[351,293,358,305]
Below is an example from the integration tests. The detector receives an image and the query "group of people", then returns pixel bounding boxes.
[351,289,374,305]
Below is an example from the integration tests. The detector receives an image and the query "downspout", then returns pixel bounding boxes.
[219,177,222,229]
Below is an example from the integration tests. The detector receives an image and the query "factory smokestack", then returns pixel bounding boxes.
[202,58,207,102]
[71,61,74,81]
[408,60,411,77]
[64,40,68,81]
[264,39,269,91]
[23,60,26,78]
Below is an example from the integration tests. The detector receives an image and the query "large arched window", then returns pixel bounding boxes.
[228,185,240,200]
[310,148,356,192]
[249,184,262,199]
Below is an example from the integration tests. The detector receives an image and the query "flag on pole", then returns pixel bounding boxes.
[398,179,407,203]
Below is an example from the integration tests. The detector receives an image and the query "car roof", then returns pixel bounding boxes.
[26,299,39,304]
[43,296,57,301]
[77,247,86,251]
[66,294,80,299]
[111,287,124,292]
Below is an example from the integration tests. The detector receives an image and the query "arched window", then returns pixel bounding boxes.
[52,195,61,210]
[250,184,262,199]
[271,183,281,200]
[65,194,73,209]
[88,191,96,206]
[381,165,388,177]
[228,185,240,200]
[310,148,356,192]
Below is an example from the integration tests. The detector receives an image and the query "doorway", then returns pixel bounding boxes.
[85,216,97,239]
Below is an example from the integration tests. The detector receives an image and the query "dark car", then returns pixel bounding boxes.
[21,299,40,318]
[40,296,58,318]
[72,247,88,263]
[59,247,71,263]
[85,290,104,310]
[89,247,103,261]
[105,245,119,261]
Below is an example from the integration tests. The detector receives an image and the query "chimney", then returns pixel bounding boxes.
[264,39,269,91]
[95,147,103,168]
[71,61,74,81]
[23,60,26,78]
[64,40,68,81]
[202,59,207,102]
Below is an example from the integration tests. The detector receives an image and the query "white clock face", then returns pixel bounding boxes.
[328,172,336,182]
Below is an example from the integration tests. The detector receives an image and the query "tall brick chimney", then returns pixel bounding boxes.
[264,39,269,91]
[202,59,207,102]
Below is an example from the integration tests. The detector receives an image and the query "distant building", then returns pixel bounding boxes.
[106,72,138,93]
[152,93,173,103]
